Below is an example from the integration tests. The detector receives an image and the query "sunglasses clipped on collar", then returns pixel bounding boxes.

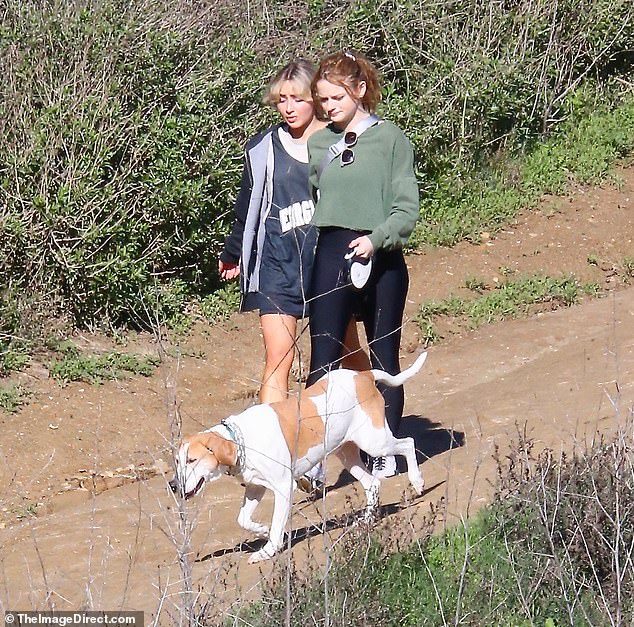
[340,131,358,167]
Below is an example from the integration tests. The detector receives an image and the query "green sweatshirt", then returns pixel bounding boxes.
[308,120,419,251]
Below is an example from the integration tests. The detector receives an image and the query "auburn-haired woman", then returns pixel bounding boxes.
[306,50,419,478]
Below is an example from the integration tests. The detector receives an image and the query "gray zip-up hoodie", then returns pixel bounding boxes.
[220,125,278,308]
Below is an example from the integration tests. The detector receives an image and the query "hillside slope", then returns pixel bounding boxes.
[0,167,632,620]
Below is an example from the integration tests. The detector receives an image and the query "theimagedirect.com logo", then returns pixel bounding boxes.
[5,613,143,627]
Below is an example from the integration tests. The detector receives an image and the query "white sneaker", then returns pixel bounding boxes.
[298,463,325,494]
[372,455,397,479]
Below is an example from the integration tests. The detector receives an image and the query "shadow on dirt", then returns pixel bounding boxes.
[330,414,465,488]
[399,414,466,464]
[198,481,443,561]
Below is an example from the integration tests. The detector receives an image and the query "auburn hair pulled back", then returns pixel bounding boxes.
[311,50,381,117]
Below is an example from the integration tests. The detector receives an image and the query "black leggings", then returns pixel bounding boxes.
[306,228,409,434]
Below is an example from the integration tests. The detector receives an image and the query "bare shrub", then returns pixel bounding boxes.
[493,417,634,624]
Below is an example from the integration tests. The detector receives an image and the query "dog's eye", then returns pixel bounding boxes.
[186,458,197,464]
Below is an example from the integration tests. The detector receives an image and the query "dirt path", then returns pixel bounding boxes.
[0,168,632,622]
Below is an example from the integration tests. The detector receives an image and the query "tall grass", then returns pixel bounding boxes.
[227,418,634,626]
[416,273,600,345]
[410,93,634,248]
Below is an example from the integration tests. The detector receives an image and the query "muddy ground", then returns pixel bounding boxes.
[0,166,633,623]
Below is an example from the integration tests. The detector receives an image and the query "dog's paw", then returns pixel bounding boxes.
[251,524,269,539]
[352,504,379,527]
[248,543,278,563]
[410,477,425,496]
[240,521,269,537]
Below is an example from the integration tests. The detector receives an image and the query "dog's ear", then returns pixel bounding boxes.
[201,432,237,468]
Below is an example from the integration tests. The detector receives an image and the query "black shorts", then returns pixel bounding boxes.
[242,247,311,318]
[243,289,309,318]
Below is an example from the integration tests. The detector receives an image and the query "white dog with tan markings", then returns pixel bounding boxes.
[170,352,427,563]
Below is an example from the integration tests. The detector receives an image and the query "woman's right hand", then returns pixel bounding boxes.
[347,235,374,259]
[218,260,240,280]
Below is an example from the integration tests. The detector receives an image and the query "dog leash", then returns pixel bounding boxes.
[220,418,246,476]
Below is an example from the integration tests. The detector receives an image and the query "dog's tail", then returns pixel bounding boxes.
[371,351,428,388]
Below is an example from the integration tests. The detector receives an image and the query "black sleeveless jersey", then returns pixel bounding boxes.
[243,130,317,317]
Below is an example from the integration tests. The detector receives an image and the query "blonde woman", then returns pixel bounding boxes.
[219,60,368,491]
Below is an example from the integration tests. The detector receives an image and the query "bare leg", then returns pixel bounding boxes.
[260,313,297,404]
[340,320,371,371]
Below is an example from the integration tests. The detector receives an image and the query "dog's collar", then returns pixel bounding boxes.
[219,418,246,476]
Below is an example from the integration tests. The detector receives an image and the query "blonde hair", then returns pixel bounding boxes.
[311,50,381,117]
[262,59,316,106]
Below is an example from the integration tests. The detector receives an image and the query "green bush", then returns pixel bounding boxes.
[0,1,276,333]
[0,383,30,412]
[0,0,632,339]
[47,341,160,385]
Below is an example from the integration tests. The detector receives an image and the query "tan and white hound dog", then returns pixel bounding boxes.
[170,352,427,563]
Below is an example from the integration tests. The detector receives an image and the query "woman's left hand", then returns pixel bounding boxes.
[348,235,374,259]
